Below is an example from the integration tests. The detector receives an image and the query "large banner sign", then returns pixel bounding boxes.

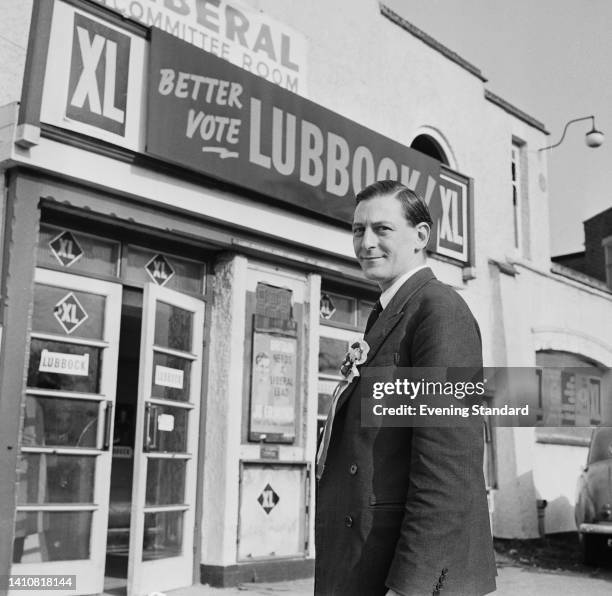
[147,29,471,262]
[91,0,308,95]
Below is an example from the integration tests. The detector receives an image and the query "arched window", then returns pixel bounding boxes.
[410,134,449,165]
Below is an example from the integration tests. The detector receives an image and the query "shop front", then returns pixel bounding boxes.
[2,177,210,594]
[0,1,477,593]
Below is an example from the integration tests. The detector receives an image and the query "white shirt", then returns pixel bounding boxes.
[379,264,429,310]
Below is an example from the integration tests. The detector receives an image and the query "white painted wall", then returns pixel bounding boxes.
[533,442,589,533]
[200,254,248,565]
[0,1,32,108]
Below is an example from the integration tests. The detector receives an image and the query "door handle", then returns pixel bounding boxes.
[145,404,159,452]
[103,401,113,450]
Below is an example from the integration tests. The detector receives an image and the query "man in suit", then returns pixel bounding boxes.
[315,180,496,595]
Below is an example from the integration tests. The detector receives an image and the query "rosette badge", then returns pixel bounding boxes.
[339,339,370,382]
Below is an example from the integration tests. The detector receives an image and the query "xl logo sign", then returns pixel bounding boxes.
[66,13,131,135]
[432,174,468,261]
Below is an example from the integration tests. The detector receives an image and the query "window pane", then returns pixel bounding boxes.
[146,459,186,505]
[143,511,183,560]
[27,339,102,394]
[319,292,355,325]
[38,224,119,277]
[154,302,193,352]
[23,396,99,448]
[151,352,192,402]
[145,404,188,453]
[358,300,375,330]
[126,245,204,294]
[13,511,92,562]
[318,337,348,376]
[318,379,338,417]
[16,454,95,504]
[32,284,105,339]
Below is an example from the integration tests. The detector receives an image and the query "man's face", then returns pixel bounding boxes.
[352,194,429,290]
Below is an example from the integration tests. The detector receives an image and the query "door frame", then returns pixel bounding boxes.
[10,267,122,596]
[127,282,205,596]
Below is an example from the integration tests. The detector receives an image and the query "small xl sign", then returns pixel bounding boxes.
[66,13,131,135]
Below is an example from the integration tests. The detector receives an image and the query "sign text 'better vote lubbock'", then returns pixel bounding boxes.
[147,29,471,262]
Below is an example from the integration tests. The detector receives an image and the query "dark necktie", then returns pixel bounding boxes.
[364,300,383,335]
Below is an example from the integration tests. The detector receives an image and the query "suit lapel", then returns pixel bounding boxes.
[364,267,435,362]
[334,267,436,412]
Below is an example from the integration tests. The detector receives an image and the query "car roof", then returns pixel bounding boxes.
[588,427,612,464]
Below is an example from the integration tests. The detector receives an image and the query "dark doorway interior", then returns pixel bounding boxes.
[105,289,142,585]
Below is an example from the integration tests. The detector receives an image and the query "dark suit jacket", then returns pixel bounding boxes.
[315,267,496,596]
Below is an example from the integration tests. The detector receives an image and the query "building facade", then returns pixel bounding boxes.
[0,1,611,594]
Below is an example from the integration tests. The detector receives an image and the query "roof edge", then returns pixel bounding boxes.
[583,206,612,224]
[484,90,549,134]
[551,251,586,260]
[551,262,610,294]
[380,3,487,82]
[380,4,550,135]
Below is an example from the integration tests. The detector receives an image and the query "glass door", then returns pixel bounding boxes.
[127,283,204,596]
[11,268,122,595]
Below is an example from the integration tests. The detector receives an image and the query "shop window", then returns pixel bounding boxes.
[38,220,209,296]
[319,291,373,329]
[317,289,375,437]
[37,224,120,277]
[124,245,206,294]
[535,350,608,445]
[243,281,300,445]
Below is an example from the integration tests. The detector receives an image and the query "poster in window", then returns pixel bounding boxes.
[250,332,297,442]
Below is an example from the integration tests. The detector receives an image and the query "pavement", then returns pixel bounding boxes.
[159,564,612,596]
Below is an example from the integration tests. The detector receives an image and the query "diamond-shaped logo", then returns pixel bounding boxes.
[49,231,84,267]
[53,292,88,335]
[320,293,336,320]
[145,254,175,287]
[257,483,279,514]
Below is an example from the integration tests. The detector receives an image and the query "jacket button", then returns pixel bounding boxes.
[344,515,353,527]
[349,463,358,475]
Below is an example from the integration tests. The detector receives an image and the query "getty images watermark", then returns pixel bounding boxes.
[358,367,608,428]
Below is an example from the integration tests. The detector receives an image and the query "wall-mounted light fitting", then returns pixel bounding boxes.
[539,115,604,151]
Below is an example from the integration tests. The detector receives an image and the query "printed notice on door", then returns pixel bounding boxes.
[154,365,184,389]
[39,349,90,376]
[250,332,297,442]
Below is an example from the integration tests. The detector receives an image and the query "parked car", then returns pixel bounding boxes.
[575,426,612,564]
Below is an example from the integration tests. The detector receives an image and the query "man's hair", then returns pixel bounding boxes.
[355,180,433,227]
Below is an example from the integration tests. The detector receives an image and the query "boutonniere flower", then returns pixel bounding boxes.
[339,339,370,382]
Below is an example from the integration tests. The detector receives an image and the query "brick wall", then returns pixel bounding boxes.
[583,207,612,283]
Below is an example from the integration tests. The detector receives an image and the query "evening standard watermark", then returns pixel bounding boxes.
[358,367,609,427]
